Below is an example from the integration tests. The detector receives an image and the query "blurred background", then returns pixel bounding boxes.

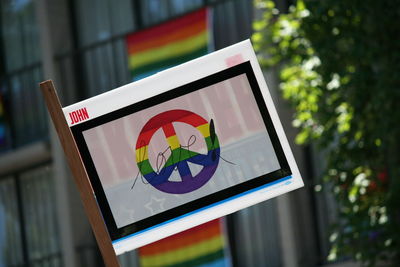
[0,0,398,266]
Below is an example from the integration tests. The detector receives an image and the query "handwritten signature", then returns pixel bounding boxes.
[131,121,234,189]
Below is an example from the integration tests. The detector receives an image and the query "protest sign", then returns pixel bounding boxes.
[42,40,303,263]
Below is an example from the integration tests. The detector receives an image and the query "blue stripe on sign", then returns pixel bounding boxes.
[113,175,293,244]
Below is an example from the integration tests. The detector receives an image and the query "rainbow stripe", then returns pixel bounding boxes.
[126,8,211,80]
[139,219,229,267]
[136,123,218,176]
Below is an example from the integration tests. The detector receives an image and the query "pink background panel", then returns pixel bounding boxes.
[83,74,267,188]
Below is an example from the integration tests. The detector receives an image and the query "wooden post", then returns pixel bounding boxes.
[39,80,120,267]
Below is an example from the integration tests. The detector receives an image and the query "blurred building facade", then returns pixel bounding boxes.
[0,0,340,266]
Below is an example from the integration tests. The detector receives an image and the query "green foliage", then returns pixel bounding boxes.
[253,0,400,265]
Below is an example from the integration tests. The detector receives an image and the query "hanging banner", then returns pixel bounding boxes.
[139,219,230,267]
[126,8,212,80]
[63,40,304,255]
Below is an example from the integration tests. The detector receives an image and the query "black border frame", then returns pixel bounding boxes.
[71,61,291,241]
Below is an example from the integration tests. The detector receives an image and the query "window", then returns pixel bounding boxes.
[0,177,24,266]
[0,0,47,148]
[140,0,203,25]
[0,165,62,266]
[71,0,253,98]
[75,0,135,46]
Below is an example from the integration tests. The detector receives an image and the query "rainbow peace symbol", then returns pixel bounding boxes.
[135,110,220,194]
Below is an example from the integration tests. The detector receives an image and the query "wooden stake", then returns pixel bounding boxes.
[39,80,120,267]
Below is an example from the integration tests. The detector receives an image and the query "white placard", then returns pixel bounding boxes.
[64,40,303,255]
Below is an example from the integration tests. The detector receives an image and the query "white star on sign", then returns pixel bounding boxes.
[145,196,166,215]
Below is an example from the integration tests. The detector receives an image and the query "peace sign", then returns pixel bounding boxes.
[135,110,220,194]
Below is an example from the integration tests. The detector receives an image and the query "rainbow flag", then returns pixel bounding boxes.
[126,8,212,81]
[138,219,230,267]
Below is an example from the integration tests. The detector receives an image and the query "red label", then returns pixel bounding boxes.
[69,107,89,125]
